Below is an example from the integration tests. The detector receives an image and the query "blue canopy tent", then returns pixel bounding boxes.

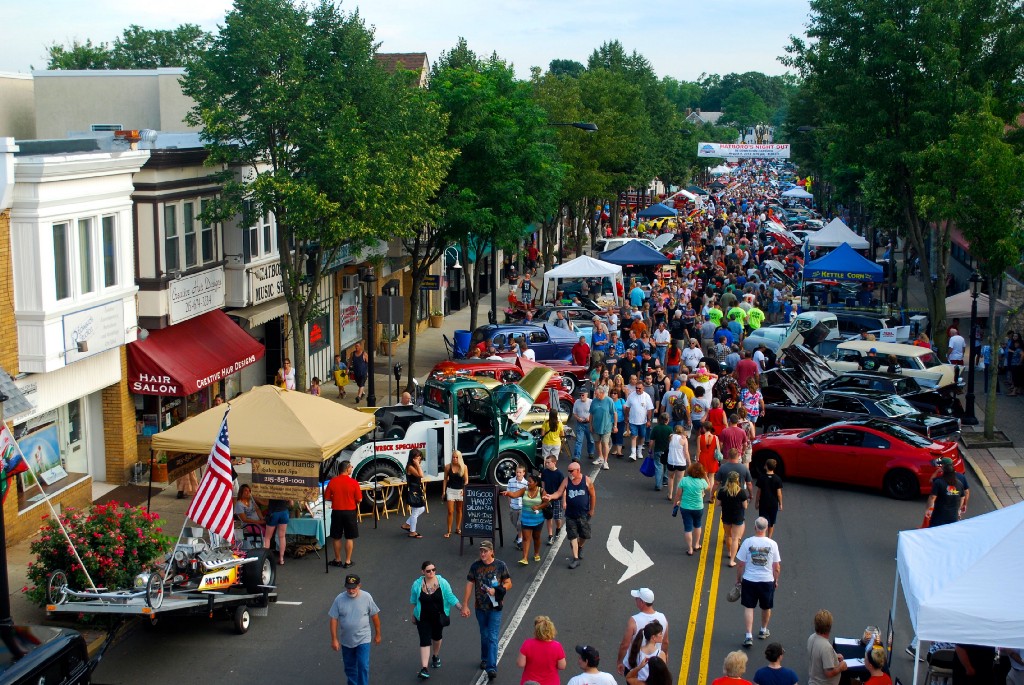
[600,240,670,266]
[636,202,677,219]
[803,242,883,282]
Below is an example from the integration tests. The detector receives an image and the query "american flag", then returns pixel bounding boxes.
[186,411,234,541]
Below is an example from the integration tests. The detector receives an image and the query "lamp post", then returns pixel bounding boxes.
[962,271,983,425]
[359,266,378,407]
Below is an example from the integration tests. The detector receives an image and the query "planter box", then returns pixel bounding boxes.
[152,463,169,483]
[429,315,444,328]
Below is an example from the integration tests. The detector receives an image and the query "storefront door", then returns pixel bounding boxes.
[61,398,87,474]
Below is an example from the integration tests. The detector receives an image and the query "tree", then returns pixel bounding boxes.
[548,59,585,78]
[182,0,452,391]
[783,0,1024,343]
[721,87,771,129]
[431,39,562,331]
[916,103,1024,437]
[45,24,212,69]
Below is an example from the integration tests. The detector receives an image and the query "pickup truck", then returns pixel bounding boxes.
[341,368,552,501]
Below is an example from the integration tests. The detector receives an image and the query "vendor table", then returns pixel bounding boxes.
[834,637,870,684]
[287,516,326,547]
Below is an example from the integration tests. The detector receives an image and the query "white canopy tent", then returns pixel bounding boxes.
[541,255,623,304]
[781,186,814,199]
[710,164,733,176]
[805,218,869,249]
[895,502,1024,684]
[944,289,1012,319]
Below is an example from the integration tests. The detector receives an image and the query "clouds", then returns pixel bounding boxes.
[1,0,810,79]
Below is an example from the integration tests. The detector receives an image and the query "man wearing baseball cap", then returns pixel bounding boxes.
[923,456,969,527]
[328,574,381,685]
[616,588,669,674]
[568,645,617,685]
[462,539,512,680]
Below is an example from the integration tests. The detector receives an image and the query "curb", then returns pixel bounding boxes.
[958,443,1002,510]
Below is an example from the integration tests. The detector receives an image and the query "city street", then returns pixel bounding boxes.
[92,460,992,685]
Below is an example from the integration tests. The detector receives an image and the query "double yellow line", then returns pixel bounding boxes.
[677,499,726,685]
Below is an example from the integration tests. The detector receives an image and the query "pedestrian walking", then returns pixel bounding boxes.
[510,471,547,565]
[617,588,670,675]
[625,380,655,461]
[734,517,781,647]
[540,409,566,461]
[711,651,753,685]
[752,643,799,685]
[402,449,427,539]
[328,574,382,685]
[546,460,596,569]
[503,465,528,550]
[622,620,666,682]
[462,540,512,681]
[324,460,361,568]
[754,459,783,539]
[923,456,969,527]
[516,615,568,685]
[442,450,466,538]
[589,385,616,469]
[675,462,710,556]
[541,455,565,544]
[717,470,749,567]
[349,344,368,403]
[333,353,349,398]
[666,425,690,501]
[409,561,463,679]
[648,413,673,491]
[807,610,846,685]
[569,644,618,685]
[572,391,596,461]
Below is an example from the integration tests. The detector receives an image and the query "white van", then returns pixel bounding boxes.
[785,311,840,341]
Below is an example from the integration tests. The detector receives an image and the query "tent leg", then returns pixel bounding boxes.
[912,644,921,685]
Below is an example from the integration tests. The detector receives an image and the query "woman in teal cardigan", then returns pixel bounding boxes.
[409,560,463,679]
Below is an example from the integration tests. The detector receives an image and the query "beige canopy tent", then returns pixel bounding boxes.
[151,384,375,461]
[944,289,1012,320]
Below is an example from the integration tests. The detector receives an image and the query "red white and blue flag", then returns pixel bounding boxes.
[186,411,234,541]
[0,425,29,503]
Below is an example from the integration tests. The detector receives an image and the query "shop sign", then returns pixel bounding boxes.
[307,313,331,355]
[420,274,440,290]
[62,300,125,365]
[250,458,320,501]
[168,267,226,324]
[166,450,205,482]
[249,261,285,305]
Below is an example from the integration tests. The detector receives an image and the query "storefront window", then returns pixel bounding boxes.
[78,218,94,294]
[102,215,117,287]
[53,222,70,300]
[164,205,179,272]
[338,287,363,349]
[201,199,215,264]
[183,202,197,268]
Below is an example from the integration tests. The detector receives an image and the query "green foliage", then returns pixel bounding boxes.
[26,502,172,607]
[548,59,585,78]
[45,24,211,69]
[721,87,771,129]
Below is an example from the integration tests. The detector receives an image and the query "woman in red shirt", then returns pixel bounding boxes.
[516,615,566,685]
[708,397,727,435]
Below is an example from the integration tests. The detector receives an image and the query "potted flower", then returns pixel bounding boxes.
[429,309,444,328]
[151,454,169,483]
[380,331,400,356]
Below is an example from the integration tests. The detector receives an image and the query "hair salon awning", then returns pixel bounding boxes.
[127,310,265,396]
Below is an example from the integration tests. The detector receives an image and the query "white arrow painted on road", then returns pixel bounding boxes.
[606,525,653,584]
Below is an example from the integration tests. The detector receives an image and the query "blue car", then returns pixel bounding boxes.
[469,323,580,362]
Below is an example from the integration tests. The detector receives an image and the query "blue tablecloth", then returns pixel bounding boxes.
[287,516,326,547]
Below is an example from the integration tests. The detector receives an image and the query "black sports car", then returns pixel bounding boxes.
[819,371,962,417]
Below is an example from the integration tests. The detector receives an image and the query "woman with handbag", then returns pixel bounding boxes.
[442,451,465,538]
[402,449,427,539]
[409,560,463,679]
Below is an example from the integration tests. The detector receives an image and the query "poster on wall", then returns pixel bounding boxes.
[18,425,68,487]
[307,313,331,356]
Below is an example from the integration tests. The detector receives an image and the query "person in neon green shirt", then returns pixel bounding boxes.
[746,306,765,331]
[707,306,724,328]
[727,306,745,325]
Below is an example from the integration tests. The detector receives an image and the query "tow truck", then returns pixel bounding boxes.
[340,368,553,503]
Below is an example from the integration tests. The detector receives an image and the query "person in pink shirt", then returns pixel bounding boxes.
[517,615,567,685]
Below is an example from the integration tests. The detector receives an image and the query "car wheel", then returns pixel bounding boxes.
[487,451,527,487]
[384,426,406,440]
[355,460,403,510]
[243,550,275,593]
[47,570,69,605]
[883,469,919,500]
[233,605,251,634]
[559,399,574,415]
[562,375,578,396]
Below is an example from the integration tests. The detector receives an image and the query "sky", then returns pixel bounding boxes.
[2,0,812,81]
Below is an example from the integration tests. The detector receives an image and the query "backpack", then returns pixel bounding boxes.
[671,394,688,423]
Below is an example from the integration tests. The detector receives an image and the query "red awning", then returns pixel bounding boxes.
[127,310,265,396]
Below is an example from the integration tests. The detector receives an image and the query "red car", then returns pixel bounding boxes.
[429,359,575,413]
[749,418,963,500]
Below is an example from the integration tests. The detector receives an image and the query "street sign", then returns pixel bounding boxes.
[420,275,440,290]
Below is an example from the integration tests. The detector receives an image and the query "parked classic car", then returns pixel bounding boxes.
[469,323,580,363]
[429,359,576,413]
[819,371,962,416]
[749,419,963,499]
[826,340,961,388]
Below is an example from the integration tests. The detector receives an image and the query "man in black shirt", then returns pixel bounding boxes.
[617,349,640,384]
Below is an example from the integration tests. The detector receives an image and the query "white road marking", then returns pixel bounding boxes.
[606,525,654,584]
[472,463,603,685]
[274,601,303,605]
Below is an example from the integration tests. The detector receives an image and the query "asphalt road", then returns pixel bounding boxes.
[92,456,992,685]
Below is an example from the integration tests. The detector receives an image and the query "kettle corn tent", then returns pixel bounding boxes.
[150,385,375,505]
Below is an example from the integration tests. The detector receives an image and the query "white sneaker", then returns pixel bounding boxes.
[602,463,610,470]
[628,454,638,461]
[591,458,604,465]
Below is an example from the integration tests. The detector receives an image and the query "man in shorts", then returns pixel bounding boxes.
[545,460,596,569]
[502,465,528,550]
[735,517,781,647]
[541,455,565,545]
[324,460,361,568]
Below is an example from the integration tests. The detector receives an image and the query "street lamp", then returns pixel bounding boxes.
[444,246,462,270]
[962,271,983,425]
[359,266,378,407]
[548,122,598,132]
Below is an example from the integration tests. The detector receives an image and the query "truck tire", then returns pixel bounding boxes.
[487,451,527,487]
[242,550,275,593]
[355,460,403,509]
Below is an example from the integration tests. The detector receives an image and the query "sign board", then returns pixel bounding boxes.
[420,275,440,291]
[250,457,321,501]
[879,328,898,343]
[697,142,791,159]
[461,483,498,540]
[249,262,285,305]
[62,300,125,365]
[307,313,331,355]
[165,451,206,483]
[376,296,405,326]
[168,266,226,324]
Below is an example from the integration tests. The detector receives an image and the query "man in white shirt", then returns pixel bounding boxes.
[947,328,966,365]
[735,517,782,647]
[571,392,595,462]
[681,338,704,372]
[652,322,672,367]
[752,344,767,373]
[624,382,655,461]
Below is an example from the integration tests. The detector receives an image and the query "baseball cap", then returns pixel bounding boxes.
[672,380,682,389]
[631,587,655,604]
[344,574,360,589]
[934,456,954,467]
[869,348,877,354]
[576,645,600,667]
[479,540,494,551]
